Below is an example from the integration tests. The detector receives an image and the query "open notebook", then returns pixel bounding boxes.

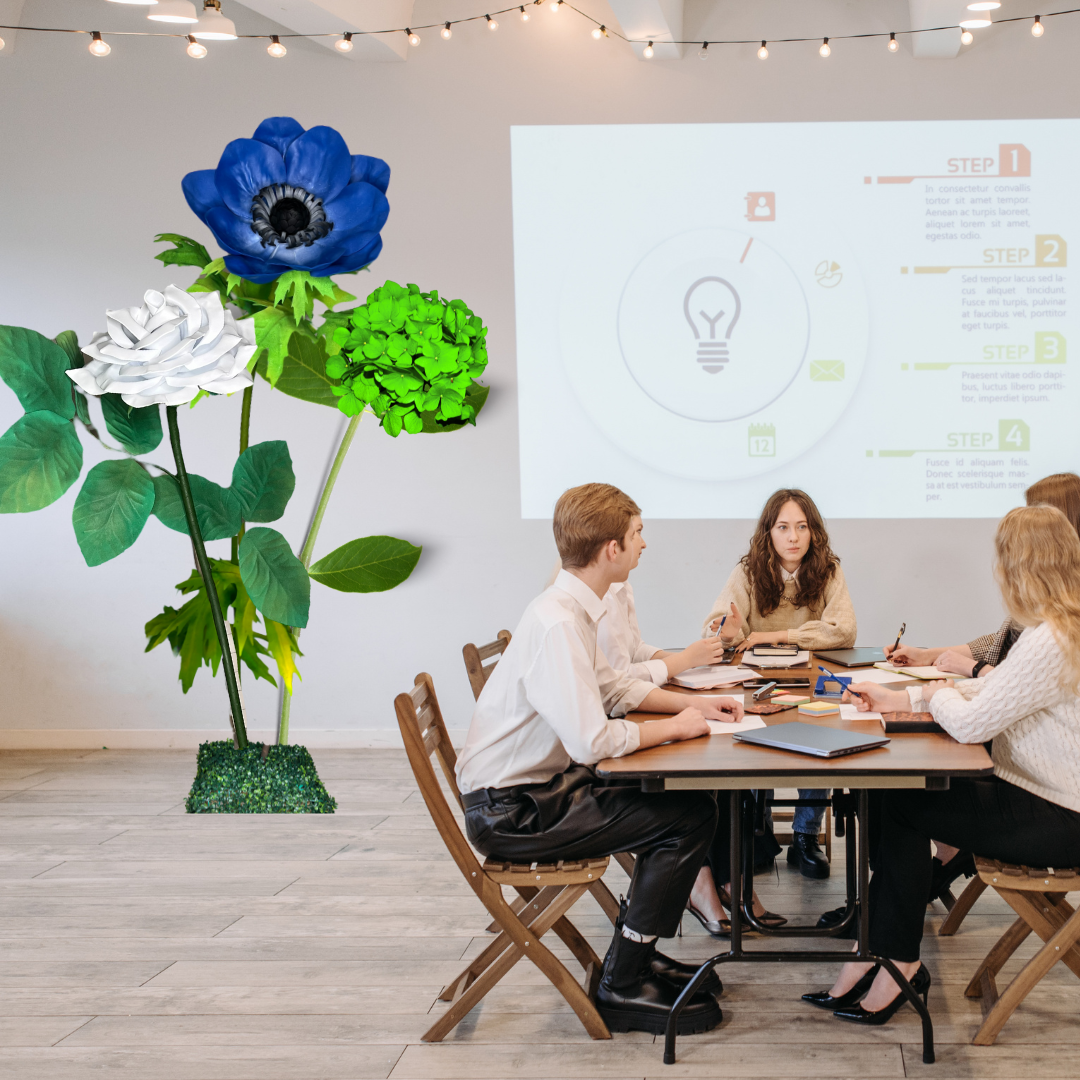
[874,662,959,681]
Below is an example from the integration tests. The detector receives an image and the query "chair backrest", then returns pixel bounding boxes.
[395,673,484,889]
[463,630,512,701]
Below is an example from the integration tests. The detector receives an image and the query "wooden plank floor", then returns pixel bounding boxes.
[0,748,1076,1079]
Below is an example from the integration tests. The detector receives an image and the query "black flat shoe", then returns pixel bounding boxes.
[833,965,931,1026]
[684,902,730,938]
[801,964,880,1011]
[929,852,976,903]
[816,903,858,939]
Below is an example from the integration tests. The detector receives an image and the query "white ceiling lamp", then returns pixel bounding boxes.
[106,1,158,5]
[193,0,237,40]
[966,1,1001,9]
[958,17,992,28]
[148,0,198,23]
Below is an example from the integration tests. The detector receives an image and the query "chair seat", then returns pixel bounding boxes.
[483,856,610,886]
[976,857,1080,891]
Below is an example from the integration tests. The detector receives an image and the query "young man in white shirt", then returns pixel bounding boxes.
[456,484,744,1036]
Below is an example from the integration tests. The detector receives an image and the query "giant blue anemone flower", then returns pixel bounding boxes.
[182,117,390,285]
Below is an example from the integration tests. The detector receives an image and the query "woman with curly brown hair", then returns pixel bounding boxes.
[702,489,856,882]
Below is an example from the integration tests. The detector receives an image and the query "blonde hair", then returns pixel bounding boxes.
[1025,472,1080,537]
[995,505,1080,692]
[553,484,640,570]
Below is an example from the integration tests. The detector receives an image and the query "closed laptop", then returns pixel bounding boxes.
[733,721,890,759]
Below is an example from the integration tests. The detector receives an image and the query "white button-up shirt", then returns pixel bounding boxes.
[455,570,653,794]
[598,581,668,686]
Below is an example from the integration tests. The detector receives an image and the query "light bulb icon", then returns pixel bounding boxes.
[683,276,741,374]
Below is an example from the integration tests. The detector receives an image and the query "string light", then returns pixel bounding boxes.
[548,0,561,12]
[819,36,830,56]
[486,14,498,30]
[89,31,111,56]
[148,1,198,23]
[888,32,898,51]
[267,34,286,57]
[335,32,354,52]
[186,33,207,57]
[406,27,420,45]
[519,5,529,20]
[1032,15,1045,35]
[440,21,452,38]
[961,28,974,43]
[643,40,654,58]
[591,25,603,39]
[698,41,709,58]
[0,34,5,51]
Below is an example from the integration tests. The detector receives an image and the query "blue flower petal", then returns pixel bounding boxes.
[349,155,390,194]
[215,138,287,219]
[324,182,390,241]
[316,236,384,277]
[252,117,306,157]
[285,126,352,204]
[222,254,286,284]
[181,169,223,218]
[205,206,266,257]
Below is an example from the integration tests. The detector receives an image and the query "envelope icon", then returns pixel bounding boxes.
[810,360,845,382]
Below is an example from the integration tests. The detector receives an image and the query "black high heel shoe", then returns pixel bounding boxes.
[718,887,788,928]
[801,964,880,1011]
[833,964,931,1025]
[683,902,730,938]
[929,852,976,904]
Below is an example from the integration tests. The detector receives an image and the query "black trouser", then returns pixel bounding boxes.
[462,764,718,939]
[869,777,1080,961]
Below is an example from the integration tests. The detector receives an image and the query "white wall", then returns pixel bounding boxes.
[2,0,1064,745]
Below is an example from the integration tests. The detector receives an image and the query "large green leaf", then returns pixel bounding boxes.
[231,440,294,522]
[101,396,163,455]
[154,233,212,271]
[0,411,83,513]
[256,331,340,408]
[239,527,310,627]
[152,473,242,541]
[418,383,490,433]
[72,459,155,566]
[0,326,76,419]
[53,331,84,371]
[308,535,422,593]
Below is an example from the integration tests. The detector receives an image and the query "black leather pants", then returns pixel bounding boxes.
[462,764,718,939]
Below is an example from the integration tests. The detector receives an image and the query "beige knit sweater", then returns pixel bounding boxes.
[908,622,1080,813]
[701,562,857,650]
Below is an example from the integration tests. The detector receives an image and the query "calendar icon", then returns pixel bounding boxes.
[748,423,776,457]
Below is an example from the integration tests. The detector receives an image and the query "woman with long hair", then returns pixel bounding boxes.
[810,505,1080,1026]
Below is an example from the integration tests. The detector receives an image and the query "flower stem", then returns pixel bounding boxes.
[276,411,363,745]
[167,405,249,749]
[231,384,254,565]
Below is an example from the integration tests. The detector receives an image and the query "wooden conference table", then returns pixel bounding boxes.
[596,655,994,1067]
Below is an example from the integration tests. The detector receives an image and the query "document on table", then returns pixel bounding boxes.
[644,715,767,736]
[839,703,884,722]
[670,665,756,689]
[742,650,810,669]
[845,667,917,685]
[874,663,958,681]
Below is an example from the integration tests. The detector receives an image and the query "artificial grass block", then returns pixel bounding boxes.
[186,740,337,814]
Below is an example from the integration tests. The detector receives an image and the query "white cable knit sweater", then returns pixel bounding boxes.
[906,622,1080,813]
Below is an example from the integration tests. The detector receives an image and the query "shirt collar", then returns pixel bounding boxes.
[554,569,608,624]
[781,566,798,582]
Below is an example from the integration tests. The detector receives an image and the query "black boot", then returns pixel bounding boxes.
[604,898,722,994]
[597,931,722,1035]
[787,833,830,879]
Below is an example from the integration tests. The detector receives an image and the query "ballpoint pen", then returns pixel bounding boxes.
[818,665,865,701]
[713,615,727,638]
[892,621,907,651]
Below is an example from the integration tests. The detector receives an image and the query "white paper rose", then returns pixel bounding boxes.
[68,285,256,408]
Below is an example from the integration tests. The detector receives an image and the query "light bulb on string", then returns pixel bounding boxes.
[643,40,654,58]
[486,15,498,30]
[1032,16,1044,36]
[0,34,5,51]
[591,25,602,39]
[186,34,207,57]
[267,34,286,57]
[406,27,420,45]
[335,32,354,52]
[819,37,830,57]
[888,32,898,51]
[88,31,111,56]
[698,41,709,58]
[960,28,974,43]
[548,0,561,12]
[440,22,452,38]
[757,40,768,59]
[519,5,529,20]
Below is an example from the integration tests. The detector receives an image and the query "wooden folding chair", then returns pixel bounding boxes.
[939,875,987,936]
[962,857,1080,1044]
[395,672,616,1042]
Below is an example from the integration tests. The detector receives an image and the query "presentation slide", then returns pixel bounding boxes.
[511,120,1077,518]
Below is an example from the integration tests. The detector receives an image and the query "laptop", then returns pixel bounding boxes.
[815,647,887,668]
[733,721,890,759]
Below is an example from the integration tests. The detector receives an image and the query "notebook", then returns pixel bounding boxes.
[742,650,810,669]
[881,711,945,734]
[670,666,756,690]
[874,663,957,681]
[815,648,887,668]
[733,721,890,758]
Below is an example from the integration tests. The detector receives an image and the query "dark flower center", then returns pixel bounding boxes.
[250,183,334,250]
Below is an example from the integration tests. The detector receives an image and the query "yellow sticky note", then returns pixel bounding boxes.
[810,360,845,382]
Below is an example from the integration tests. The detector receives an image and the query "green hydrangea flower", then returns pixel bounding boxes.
[326,280,488,436]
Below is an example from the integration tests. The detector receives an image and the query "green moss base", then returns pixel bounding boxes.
[185,741,337,814]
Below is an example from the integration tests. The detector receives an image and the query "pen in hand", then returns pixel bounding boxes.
[713,615,727,638]
[818,665,866,703]
[892,621,907,652]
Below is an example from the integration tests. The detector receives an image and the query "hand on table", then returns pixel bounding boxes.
[734,630,790,653]
[697,696,745,723]
[842,683,911,714]
[884,645,938,666]
[934,650,976,677]
[667,707,713,741]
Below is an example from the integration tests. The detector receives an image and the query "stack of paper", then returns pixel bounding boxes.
[645,715,767,735]
[670,666,756,690]
[742,650,810,669]
[874,663,957,681]
[839,703,884,722]
[799,700,839,716]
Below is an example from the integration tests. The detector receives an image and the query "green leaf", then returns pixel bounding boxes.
[0,326,76,419]
[239,527,310,628]
[72,459,155,566]
[231,440,294,522]
[264,618,302,693]
[255,331,340,408]
[53,331,84,370]
[101,396,163,455]
[152,472,242,541]
[252,307,298,387]
[154,233,213,271]
[308,535,422,593]
[419,383,490,433]
[0,411,83,513]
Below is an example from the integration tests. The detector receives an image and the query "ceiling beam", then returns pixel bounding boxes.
[908,0,967,58]
[607,0,684,60]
